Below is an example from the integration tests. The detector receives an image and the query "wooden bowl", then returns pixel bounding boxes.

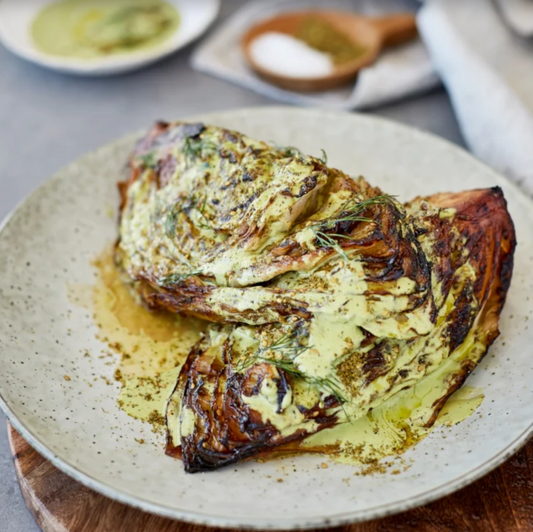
[241,10,418,92]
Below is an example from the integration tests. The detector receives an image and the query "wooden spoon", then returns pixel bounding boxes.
[242,10,418,92]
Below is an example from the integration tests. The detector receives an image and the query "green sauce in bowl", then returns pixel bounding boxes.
[32,0,180,59]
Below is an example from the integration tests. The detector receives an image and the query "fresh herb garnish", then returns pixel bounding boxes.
[269,331,312,357]
[183,136,217,161]
[313,231,350,262]
[194,195,212,230]
[255,355,347,405]
[139,152,158,169]
[165,209,179,239]
[165,194,213,237]
[311,194,399,259]
[236,330,308,371]
[281,146,302,158]
[318,149,328,165]
[236,330,347,405]
[159,271,200,286]
[325,194,397,226]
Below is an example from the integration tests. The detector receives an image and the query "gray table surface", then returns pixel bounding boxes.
[0,1,465,530]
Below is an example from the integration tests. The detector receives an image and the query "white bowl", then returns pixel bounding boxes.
[0,0,220,75]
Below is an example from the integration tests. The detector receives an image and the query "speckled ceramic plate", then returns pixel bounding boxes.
[0,107,532,530]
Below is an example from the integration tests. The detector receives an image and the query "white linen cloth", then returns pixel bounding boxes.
[191,0,440,110]
[418,0,533,194]
[193,0,533,192]
[494,0,533,38]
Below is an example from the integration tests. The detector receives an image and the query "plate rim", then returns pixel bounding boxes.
[1,105,532,529]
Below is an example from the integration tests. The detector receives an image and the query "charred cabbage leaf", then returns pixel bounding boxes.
[116,122,516,473]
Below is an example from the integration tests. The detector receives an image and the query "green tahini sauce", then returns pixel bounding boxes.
[32,0,180,59]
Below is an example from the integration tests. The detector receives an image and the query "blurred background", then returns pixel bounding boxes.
[0,0,452,223]
[0,0,532,530]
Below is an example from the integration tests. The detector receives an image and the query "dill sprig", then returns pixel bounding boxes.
[313,231,349,262]
[236,331,307,370]
[195,195,212,230]
[164,194,212,237]
[310,377,347,407]
[324,194,397,228]
[165,209,179,238]
[183,136,217,161]
[139,152,158,169]
[159,270,200,286]
[273,144,327,166]
[311,194,398,258]
[254,355,347,405]
[236,331,347,405]
[270,331,312,358]
[236,331,308,370]
[279,146,302,158]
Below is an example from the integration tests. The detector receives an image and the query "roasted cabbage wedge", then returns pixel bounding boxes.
[116,121,516,473]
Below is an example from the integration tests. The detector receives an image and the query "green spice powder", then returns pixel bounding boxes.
[296,17,367,65]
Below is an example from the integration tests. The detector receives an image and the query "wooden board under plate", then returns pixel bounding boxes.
[7,422,533,532]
